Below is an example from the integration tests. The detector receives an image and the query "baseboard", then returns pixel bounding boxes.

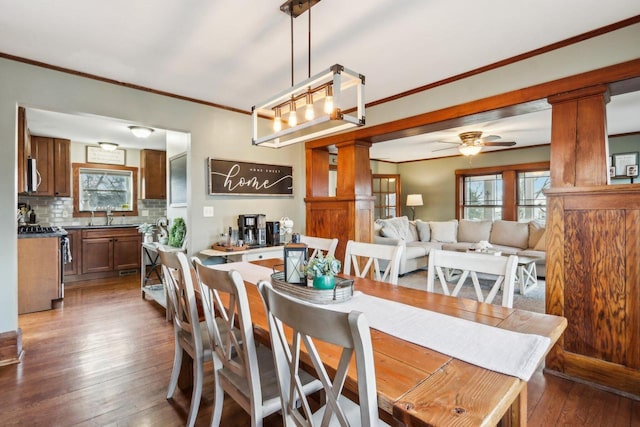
[0,328,24,366]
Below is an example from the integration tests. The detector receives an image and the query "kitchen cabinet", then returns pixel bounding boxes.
[63,229,81,276]
[140,149,166,199]
[18,236,60,314]
[30,136,71,197]
[17,106,32,194]
[81,227,141,274]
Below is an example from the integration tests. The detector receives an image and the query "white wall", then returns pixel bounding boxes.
[1,23,639,336]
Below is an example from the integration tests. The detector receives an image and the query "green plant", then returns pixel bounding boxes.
[168,217,186,248]
[304,251,341,278]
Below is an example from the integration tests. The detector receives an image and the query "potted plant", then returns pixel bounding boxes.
[137,223,155,243]
[305,251,342,290]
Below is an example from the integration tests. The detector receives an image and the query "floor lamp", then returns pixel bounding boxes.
[406,194,424,220]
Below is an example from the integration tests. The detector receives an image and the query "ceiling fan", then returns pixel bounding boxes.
[435,131,516,156]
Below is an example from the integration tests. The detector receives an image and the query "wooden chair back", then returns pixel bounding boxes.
[343,240,404,285]
[426,249,518,308]
[191,257,263,425]
[299,235,339,260]
[258,281,382,427]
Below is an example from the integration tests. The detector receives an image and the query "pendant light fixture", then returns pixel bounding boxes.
[252,0,365,148]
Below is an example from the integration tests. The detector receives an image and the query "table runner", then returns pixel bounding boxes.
[212,262,550,381]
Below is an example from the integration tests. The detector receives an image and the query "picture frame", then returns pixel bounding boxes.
[609,166,615,178]
[169,152,187,207]
[626,164,638,177]
[613,152,639,177]
[86,145,126,165]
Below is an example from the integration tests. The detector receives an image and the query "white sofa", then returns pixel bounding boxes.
[374,216,546,277]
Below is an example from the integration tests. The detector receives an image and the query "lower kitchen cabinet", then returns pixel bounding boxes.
[80,227,141,275]
[18,236,60,314]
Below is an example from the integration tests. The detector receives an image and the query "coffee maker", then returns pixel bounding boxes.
[266,221,280,246]
[238,214,266,247]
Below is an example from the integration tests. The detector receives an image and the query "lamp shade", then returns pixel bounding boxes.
[128,126,154,138]
[406,194,424,207]
[459,144,482,156]
[98,141,119,151]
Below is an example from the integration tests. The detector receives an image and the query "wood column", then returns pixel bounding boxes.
[305,139,374,262]
[547,85,610,187]
[545,84,640,397]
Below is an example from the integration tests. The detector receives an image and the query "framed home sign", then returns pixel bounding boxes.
[208,158,293,196]
[86,145,126,165]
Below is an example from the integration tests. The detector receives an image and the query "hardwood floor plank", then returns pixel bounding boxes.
[0,274,636,426]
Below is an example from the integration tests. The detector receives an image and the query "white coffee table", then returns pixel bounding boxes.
[515,255,540,295]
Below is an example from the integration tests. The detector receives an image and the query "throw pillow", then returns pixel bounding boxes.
[408,221,420,241]
[429,220,458,243]
[534,230,546,251]
[489,220,529,249]
[415,219,431,242]
[528,220,546,248]
[458,219,492,243]
[379,216,415,242]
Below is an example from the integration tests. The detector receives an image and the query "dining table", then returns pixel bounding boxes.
[187,257,566,426]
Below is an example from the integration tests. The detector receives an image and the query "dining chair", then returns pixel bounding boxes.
[258,280,390,427]
[192,257,323,427]
[299,235,339,260]
[158,248,212,427]
[426,249,519,308]
[343,240,404,285]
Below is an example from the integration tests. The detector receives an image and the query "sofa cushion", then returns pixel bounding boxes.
[429,220,458,243]
[458,219,492,243]
[378,216,416,242]
[441,242,474,252]
[533,230,546,251]
[528,220,546,249]
[407,241,443,255]
[414,219,431,242]
[489,220,529,249]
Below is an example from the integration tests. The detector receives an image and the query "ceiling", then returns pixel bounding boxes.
[4,1,640,161]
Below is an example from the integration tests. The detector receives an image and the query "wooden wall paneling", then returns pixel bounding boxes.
[335,140,372,197]
[502,170,516,221]
[625,209,640,370]
[545,195,565,372]
[306,148,329,197]
[575,93,609,186]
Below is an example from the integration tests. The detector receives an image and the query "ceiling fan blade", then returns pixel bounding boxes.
[484,141,516,146]
[482,134,502,142]
[432,145,458,152]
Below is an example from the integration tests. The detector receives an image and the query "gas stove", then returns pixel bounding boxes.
[18,225,62,234]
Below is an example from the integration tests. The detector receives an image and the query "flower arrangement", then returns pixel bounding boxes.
[305,251,341,278]
[473,240,493,252]
[137,223,155,234]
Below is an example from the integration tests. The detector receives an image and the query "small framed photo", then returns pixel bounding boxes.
[613,152,639,177]
[609,166,615,178]
[626,164,638,177]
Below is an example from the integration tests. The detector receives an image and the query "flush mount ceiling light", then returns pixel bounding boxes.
[98,141,119,151]
[459,143,483,156]
[251,0,365,148]
[128,126,154,138]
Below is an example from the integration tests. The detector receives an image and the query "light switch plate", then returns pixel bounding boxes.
[203,206,214,217]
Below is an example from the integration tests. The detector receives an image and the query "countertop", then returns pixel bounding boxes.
[63,224,141,230]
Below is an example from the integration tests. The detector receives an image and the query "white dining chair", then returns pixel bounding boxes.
[343,240,404,285]
[426,249,519,308]
[258,280,390,427]
[299,235,339,260]
[158,248,212,427]
[192,257,323,427]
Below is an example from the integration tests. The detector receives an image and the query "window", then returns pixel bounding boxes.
[372,174,401,220]
[518,170,550,222]
[463,174,503,220]
[73,163,138,217]
[456,161,550,222]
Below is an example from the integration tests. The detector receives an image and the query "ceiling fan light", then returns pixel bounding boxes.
[459,144,482,156]
[99,141,119,151]
[128,126,154,138]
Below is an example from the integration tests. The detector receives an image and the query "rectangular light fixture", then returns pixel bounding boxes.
[252,64,365,148]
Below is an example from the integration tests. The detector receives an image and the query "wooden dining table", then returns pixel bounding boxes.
[188,257,566,426]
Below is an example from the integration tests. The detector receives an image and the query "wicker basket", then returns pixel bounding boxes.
[270,272,354,304]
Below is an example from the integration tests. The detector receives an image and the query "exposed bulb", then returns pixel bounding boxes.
[273,108,282,132]
[324,96,334,114]
[305,103,314,121]
[288,109,297,127]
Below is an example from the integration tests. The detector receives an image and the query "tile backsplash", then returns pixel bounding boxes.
[18,196,167,227]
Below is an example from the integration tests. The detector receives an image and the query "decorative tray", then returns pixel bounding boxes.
[211,244,248,252]
[270,272,354,305]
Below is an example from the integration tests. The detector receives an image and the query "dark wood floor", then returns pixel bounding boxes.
[2,275,638,426]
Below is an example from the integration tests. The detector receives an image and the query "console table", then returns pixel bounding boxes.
[200,245,283,262]
[141,242,183,320]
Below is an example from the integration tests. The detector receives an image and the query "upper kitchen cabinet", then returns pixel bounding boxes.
[140,149,166,199]
[17,106,32,194]
[30,136,71,197]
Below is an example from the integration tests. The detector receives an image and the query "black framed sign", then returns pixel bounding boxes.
[208,158,293,196]
[169,152,187,207]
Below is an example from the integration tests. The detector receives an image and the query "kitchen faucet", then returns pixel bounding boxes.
[106,206,113,225]
[89,209,94,226]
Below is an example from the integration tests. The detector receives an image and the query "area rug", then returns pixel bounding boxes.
[397,269,545,313]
